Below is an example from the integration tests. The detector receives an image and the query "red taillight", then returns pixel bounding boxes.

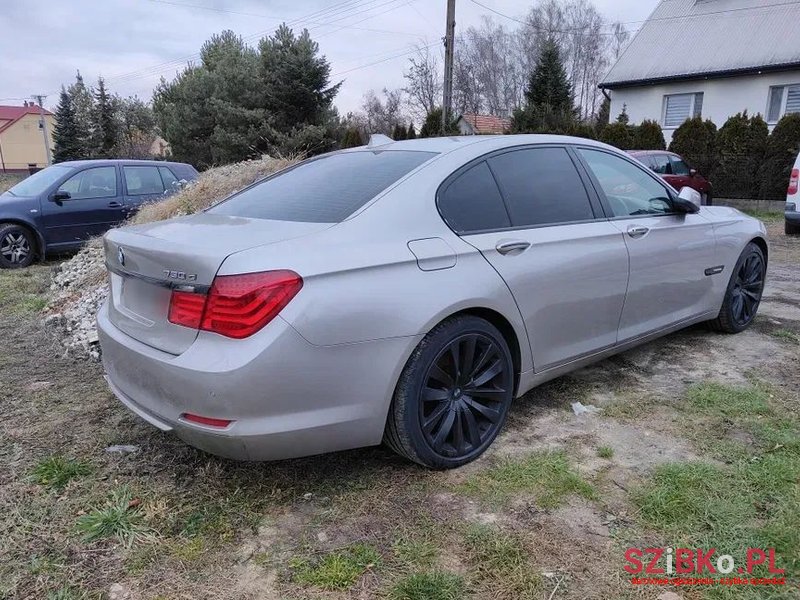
[182,413,233,428]
[789,168,799,195]
[167,270,303,339]
[168,289,206,329]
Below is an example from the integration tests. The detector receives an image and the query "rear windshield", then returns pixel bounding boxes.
[209,150,437,223]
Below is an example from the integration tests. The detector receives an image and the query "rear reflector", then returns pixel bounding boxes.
[789,168,799,195]
[182,413,233,428]
[167,270,303,339]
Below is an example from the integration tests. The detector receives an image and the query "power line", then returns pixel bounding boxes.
[107,0,409,86]
[145,0,416,37]
[331,40,439,77]
[470,0,800,34]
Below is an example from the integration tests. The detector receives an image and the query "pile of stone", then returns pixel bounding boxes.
[43,156,296,360]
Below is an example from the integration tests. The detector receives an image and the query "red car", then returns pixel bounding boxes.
[628,150,713,205]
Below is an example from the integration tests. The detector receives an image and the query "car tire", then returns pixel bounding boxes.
[384,315,514,469]
[786,221,800,235]
[0,223,36,269]
[708,242,766,334]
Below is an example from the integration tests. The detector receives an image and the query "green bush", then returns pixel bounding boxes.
[633,119,666,150]
[599,121,634,150]
[669,117,717,177]
[713,111,768,198]
[759,113,800,199]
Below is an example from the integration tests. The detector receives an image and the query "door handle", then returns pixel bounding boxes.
[627,225,649,239]
[108,201,123,208]
[495,240,531,255]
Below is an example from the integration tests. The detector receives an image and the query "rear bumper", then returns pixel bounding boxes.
[97,301,420,461]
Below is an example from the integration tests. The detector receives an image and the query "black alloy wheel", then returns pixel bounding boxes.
[384,316,514,469]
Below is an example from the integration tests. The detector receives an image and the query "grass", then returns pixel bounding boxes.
[770,328,800,344]
[291,543,380,590]
[460,450,597,507]
[75,487,151,547]
[740,209,784,223]
[46,587,89,600]
[389,571,466,600]
[463,524,541,599]
[31,456,91,491]
[632,382,800,598]
[597,446,614,459]
[393,536,438,568]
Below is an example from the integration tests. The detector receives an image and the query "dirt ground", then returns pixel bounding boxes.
[0,217,798,600]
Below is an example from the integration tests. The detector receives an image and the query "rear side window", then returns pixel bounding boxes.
[124,166,165,195]
[210,151,436,223]
[438,162,511,233]
[487,147,595,227]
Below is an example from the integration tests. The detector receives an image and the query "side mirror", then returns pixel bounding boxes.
[689,168,698,177]
[51,190,71,202]
[673,186,701,213]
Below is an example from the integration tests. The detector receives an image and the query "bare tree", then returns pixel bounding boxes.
[403,45,442,120]
[611,21,631,60]
[359,88,405,135]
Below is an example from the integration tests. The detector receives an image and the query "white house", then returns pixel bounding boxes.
[600,0,800,145]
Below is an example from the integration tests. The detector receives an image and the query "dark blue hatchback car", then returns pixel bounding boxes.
[0,159,198,268]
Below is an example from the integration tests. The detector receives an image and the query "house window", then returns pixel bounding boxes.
[663,93,704,128]
[767,85,800,123]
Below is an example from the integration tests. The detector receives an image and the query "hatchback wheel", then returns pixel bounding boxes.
[709,242,765,333]
[0,224,35,269]
[787,221,800,235]
[384,315,514,469]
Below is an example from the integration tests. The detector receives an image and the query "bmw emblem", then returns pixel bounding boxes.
[118,246,125,266]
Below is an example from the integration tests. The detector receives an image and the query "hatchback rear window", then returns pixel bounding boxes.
[209,150,437,223]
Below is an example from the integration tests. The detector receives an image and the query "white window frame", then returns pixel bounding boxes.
[662,92,703,129]
[767,84,800,124]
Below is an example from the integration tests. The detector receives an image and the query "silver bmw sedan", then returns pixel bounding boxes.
[98,134,768,469]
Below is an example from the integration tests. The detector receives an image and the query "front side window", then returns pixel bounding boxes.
[487,147,595,227]
[438,161,510,233]
[578,149,673,217]
[651,154,672,175]
[211,150,437,223]
[57,166,117,199]
[663,92,704,128]
[159,167,180,190]
[124,166,165,195]
[669,155,691,176]
[767,84,800,123]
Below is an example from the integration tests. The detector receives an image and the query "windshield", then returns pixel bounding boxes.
[6,165,73,197]
[209,150,437,223]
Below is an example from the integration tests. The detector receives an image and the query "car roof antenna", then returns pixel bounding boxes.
[367,133,393,148]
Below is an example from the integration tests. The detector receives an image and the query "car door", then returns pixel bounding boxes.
[649,153,679,191]
[441,146,630,372]
[40,165,125,246]
[575,147,718,342]
[122,165,168,216]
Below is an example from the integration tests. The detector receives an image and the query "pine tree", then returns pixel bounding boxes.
[67,71,96,157]
[633,120,666,150]
[512,38,575,133]
[595,96,610,132]
[95,77,118,157]
[524,38,572,112]
[392,123,408,140]
[407,122,417,139]
[616,104,630,125]
[669,117,717,177]
[420,108,458,138]
[52,87,81,162]
[341,127,364,148]
[759,113,800,199]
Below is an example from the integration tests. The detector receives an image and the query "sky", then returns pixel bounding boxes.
[0,0,658,115]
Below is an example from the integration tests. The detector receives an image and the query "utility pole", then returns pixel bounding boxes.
[441,0,456,135]
[32,94,52,166]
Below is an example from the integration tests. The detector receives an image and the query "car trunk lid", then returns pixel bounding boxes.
[104,213,330,355]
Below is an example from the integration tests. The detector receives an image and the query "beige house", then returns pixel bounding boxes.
[0,103,55,173]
